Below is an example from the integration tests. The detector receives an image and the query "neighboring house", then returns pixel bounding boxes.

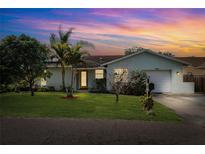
[45,50,196,94]
[176,57,205,76]
[176,57,205,93]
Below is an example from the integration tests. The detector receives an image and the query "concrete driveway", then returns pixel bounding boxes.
[154,94,205,126]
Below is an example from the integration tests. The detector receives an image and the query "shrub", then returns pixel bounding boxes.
[35,86,56,92]
[140,95,155,115]
[47,86,55,92]
[143,96,154,112]
[89,78,107,93]
[95,78,106,92]
[139,95,147,104]
[0,84,14,93]
[121,70,147,96]
[36,87,48,92]
[89,88,108,93]
[19,86,30,91]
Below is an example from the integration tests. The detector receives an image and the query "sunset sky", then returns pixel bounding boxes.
[0,8,205,56]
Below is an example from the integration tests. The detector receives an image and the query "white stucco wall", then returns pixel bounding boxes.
[46,67,96,91]
[106,52,194,94]
[46,67,77,90]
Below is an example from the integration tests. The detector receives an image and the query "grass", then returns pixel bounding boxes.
[0,92,181,122]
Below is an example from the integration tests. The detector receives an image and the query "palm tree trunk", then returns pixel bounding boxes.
[69,66,74,97]
[61,65,66,91]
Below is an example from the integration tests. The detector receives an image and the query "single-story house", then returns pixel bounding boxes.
[176,57,205,76]
[44,50,196,94]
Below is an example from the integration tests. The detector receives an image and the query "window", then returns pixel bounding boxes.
[114,68,128,82]
[95,69,104,79]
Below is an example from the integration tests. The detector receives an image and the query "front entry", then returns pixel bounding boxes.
[80,70,88,89]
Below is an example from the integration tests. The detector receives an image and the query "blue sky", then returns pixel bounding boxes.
[1,8,205,56]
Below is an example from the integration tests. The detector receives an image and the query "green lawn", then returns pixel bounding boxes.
[0,92,180,122]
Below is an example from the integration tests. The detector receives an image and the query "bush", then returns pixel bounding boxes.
[36,86,56,92]
[96,78,106,91]
[0,84,22,93]
[89,88,108,93]
[36,87,48,92]
[89,78,107,93]
[47,86,55,91]
[19,86,30,91]
[140,95,155,115]
[121,70,147,96]
[0,84,11,93]
[144,96,154,111]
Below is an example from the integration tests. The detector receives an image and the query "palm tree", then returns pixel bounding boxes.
[50,26,94,96]
[65,41,94,97]
[49,26,73,91]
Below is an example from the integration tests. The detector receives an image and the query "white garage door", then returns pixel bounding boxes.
[145,70,171,93]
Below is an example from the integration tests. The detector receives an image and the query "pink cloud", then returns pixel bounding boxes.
[9,9,205,57]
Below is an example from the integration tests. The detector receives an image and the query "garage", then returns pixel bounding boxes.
[145,70,171,93]
[103,50,194,94]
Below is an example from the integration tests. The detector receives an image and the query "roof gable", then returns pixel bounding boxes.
[101,50,190,66]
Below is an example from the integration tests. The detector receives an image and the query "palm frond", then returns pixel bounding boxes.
[58,25,74,43]
[63,28,74,43]
[49,33,58,46]
[58,25,64,43]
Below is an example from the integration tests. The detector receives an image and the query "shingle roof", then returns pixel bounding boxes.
[85,55,123,65]
[47,55,205,68]
[176,57,205,67]
[74,55,123,67]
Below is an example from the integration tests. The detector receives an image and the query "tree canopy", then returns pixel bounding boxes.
[124,46,145,55]
[124,46,175,57]
[0,34,50,95]
[158,51,175,57]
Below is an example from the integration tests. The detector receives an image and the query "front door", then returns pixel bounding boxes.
[80,70,88,89]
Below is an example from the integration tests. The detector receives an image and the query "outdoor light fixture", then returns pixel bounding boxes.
[176,72,180,76]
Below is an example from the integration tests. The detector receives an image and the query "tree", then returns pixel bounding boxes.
[49,26,73,91]
[0,34,50,96]
[125,47,175,58]
[158,51,175,57]
[65,41,94,97]
[0,35,22,86]
[50,26,94,97]
[109,69,128,103]
[124,46,145,55]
